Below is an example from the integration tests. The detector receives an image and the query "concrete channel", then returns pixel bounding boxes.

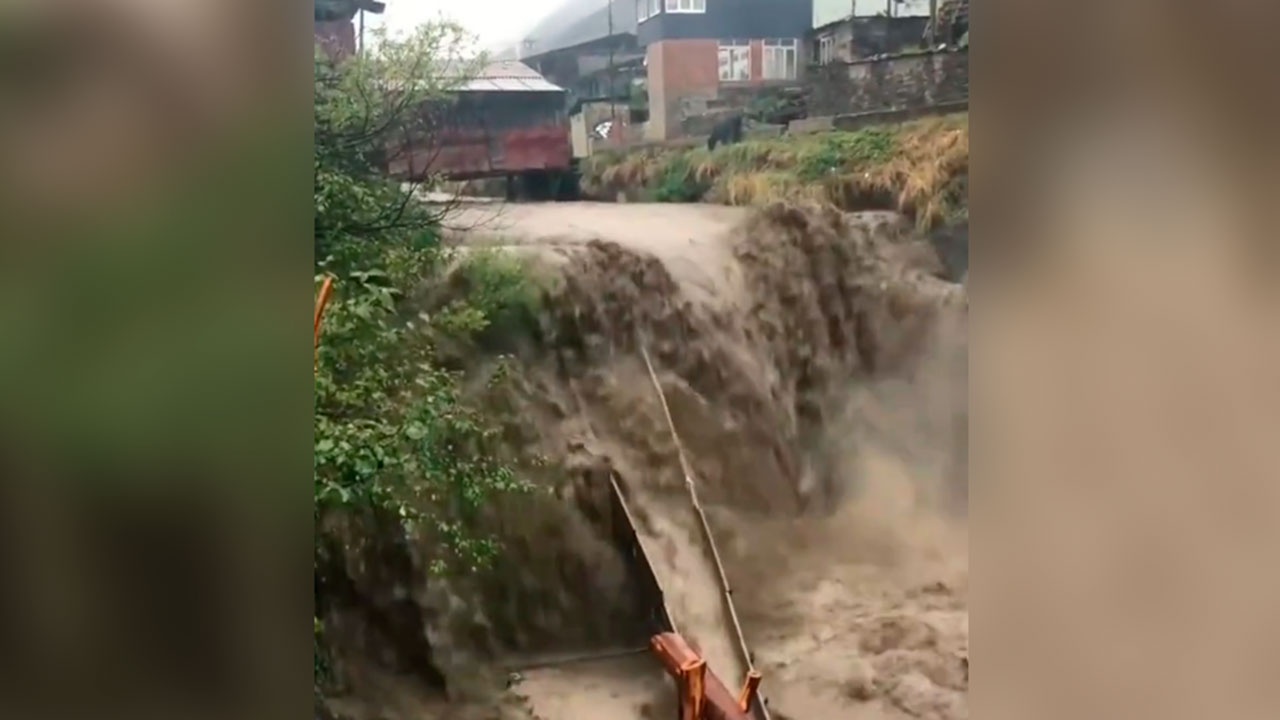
[508,345,771,720]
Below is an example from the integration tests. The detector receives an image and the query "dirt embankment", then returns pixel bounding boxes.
[321,201,968,720]
[579,115,968,234]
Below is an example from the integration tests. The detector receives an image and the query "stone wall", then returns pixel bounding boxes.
[676,83,804,137]
[812,16,931,64]
[807,47,968,118]
[573,102,643,155]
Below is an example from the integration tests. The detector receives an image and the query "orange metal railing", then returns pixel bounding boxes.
[314,275,335,370]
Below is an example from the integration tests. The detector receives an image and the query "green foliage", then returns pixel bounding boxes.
[315,617,332,687]
[653,155,708,203]
[313,22,534,689]
[314,21,529,555]
[313,249,530,533]
[579,114,967,228]
[744,91,805,126]
[712,140,776,172]
[448,250,544,351]
[314,24,483,272]
[629,83,649,111]
[795,128,898,181]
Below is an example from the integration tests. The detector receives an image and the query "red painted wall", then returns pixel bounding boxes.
[387,124,572,181]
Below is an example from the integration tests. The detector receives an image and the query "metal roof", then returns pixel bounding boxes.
[457,61,564,93]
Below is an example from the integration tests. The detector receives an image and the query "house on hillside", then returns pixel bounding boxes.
[514,0,816,143]
[387,60,573,193]
[810,15,930,65]
[636,0,815,140]
[812,0,933,29]
[517,0,645,110]
[808,1,935,65]
[801,0,967,121]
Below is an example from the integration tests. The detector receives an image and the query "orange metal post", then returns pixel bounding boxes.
[737,670,762,713]
[682,658,706,720]
[649,633,754,720]
[314,276,335,370]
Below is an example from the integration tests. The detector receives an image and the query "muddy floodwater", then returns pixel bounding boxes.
[332,200,968,720]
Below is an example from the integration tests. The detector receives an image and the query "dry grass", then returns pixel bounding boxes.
[581,114,969,229]
[860,114,969,226]
[713,172,821,206]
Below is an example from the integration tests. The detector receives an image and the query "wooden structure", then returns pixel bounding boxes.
[385,61,575,199]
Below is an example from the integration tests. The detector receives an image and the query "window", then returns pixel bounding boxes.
[762,38,798,80]
[665,0,705,13]
[818,35,834,65]
[638,0,660,22]
[717,40,750,82]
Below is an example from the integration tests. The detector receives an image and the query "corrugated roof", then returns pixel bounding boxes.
[459,77,563,92]
[457,61,564,93]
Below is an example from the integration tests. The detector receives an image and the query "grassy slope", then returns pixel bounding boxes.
[580,113,969,230]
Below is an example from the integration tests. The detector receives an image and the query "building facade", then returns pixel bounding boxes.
[515,1,644,114]
[636,0,814,139]
[812,0,932,29]
[811,15,929,65]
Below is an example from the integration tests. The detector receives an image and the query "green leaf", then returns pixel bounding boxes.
[314,20,532,582]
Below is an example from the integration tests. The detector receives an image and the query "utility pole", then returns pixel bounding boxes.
[358,8,365,55]
[607,0,617,135]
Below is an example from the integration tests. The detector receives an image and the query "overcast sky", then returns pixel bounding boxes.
[362,0,933,50]
[364,0,565,49]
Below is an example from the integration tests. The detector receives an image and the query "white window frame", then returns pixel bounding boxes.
[762,38,798,80]
[818,35,834,65]
[639,0,660,22]
[665,0,706,13]
[717,40,750,82]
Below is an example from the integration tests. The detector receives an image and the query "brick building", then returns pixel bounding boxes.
[514,0,812,141]
[636,0,813,140]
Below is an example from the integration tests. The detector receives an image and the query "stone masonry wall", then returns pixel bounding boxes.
[807,47,968,118]
[677,84,802,137]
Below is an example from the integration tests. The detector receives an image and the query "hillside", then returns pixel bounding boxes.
[580,114,969,232]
